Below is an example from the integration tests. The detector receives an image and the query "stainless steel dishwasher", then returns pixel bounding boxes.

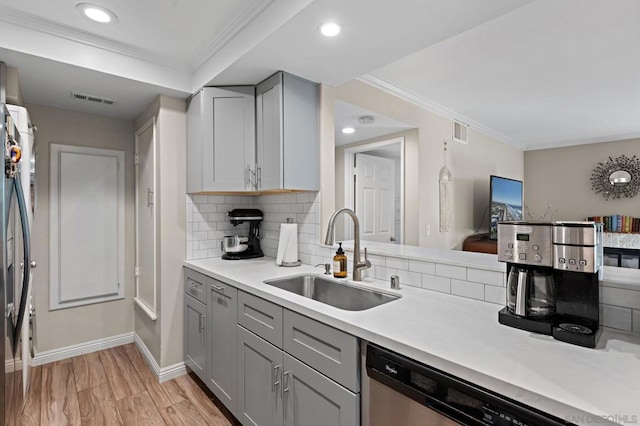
[363,342,571,426]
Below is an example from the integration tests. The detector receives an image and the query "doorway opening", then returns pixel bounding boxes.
[343,138,405,244]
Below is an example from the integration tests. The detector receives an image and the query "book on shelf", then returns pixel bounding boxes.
[586,215,640,233]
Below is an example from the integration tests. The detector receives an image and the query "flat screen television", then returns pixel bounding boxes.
[489,175,523,240]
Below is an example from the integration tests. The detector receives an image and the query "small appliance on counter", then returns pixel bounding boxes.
[497,222,556,335]
[221,209,264,260]
[552,221,603,347]
[497,221,603,348]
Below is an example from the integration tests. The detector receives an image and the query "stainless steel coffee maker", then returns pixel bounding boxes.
[498,221,604,348]
[498,222,556,334]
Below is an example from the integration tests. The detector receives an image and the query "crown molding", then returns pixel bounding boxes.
[358,74,526,150]
[0,5,184,71]
[191,0,275,70]
[524,131,640,151]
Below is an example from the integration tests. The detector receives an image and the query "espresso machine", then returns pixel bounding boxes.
[221,209,264,260]
[497,221,603,348]
[551,221,603,348]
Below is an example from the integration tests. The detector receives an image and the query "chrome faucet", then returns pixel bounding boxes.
[324,208,371,281]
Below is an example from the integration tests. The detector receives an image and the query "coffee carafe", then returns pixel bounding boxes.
[506,267,555,318]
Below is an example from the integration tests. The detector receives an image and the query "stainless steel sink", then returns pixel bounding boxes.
[263,274,400,311]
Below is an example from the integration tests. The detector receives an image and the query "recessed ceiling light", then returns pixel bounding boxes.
[320,22,341,37]
[342,127,355,134]
[76,3,118,23]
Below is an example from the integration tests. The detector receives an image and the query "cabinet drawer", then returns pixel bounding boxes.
[207,277,236,299]
[185,268,207,304]
[238,291,283,348]
[283,310,359,393]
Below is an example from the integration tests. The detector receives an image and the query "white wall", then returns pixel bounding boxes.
[324,80,524,250]
[27,103,135,352]
[133,95,186,369]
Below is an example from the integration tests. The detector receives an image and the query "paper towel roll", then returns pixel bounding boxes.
[276,223,300,266]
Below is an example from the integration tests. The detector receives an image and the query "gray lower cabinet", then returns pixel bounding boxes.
[283,353,358,426]
[207,279,238,415]
[237,325,358,426]
[184,294,206,381]
[237,325,284,426]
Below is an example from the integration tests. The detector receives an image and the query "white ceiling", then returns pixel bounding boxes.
[370,0,640,150]
[334,100,414,147]
[0,0,637,150]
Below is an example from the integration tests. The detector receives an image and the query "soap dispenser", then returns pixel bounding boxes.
[333,242,347,278]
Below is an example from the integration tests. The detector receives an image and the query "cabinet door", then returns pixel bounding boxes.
[256,73,283,191]
[184,294,206,381]
[189,86,255,192]
[207,279,238,415]
[283,353,358,426]
[281,73,319,190]
[237,326,284,426]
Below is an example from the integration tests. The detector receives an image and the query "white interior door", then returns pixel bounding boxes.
[355,153,396,243]
[134,119,157,320]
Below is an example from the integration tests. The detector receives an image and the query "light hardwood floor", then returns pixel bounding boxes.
[19,344,240,426]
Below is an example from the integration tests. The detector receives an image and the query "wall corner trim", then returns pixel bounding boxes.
[133,334,187,383]
[32,332,135,366]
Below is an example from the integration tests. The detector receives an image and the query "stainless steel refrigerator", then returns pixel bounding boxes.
[1,102,35,425]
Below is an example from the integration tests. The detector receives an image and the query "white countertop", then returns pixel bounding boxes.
[185,257,640,425]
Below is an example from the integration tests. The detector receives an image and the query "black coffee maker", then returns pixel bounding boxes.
[222,209,264,260]
[497,221,603,348]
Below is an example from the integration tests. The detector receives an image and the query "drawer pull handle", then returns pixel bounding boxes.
[211,284,225,294]
[272,363,281,392]
[190,287,198,295]
[187,278,202,287]
[199,314,205,331]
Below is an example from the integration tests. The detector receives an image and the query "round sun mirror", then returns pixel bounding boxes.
[609,170,632,186]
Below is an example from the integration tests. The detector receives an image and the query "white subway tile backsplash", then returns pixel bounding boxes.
[366,254,386,267]
[422,275,451,294]
[184,192,640,335]
[467,268,504,287]
[451,280,484,301]
[602,305,633,331]
[409,260,436,275]
[484,286,506,305]
[401,271,422,288]
[602,286,640,310]
[386,257,409,271]
[436,264,467,280]
[374,266,398,281]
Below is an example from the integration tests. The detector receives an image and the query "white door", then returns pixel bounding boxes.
[355,153,396,243]
[135,119,157,319]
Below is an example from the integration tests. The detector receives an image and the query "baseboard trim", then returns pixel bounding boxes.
[32,332,135,366]
[133,334,187,383]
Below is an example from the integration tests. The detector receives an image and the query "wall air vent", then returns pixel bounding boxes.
[71,92,115,105]
[453,120,469,144]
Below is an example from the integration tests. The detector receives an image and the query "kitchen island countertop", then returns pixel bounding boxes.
[185,257,640,425]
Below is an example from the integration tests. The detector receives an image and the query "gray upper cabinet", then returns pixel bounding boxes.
[207,278,238,416]
[184,293,207,382]
[283,353,358,426]
[187,86,256,193]
[256,72,319,191]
